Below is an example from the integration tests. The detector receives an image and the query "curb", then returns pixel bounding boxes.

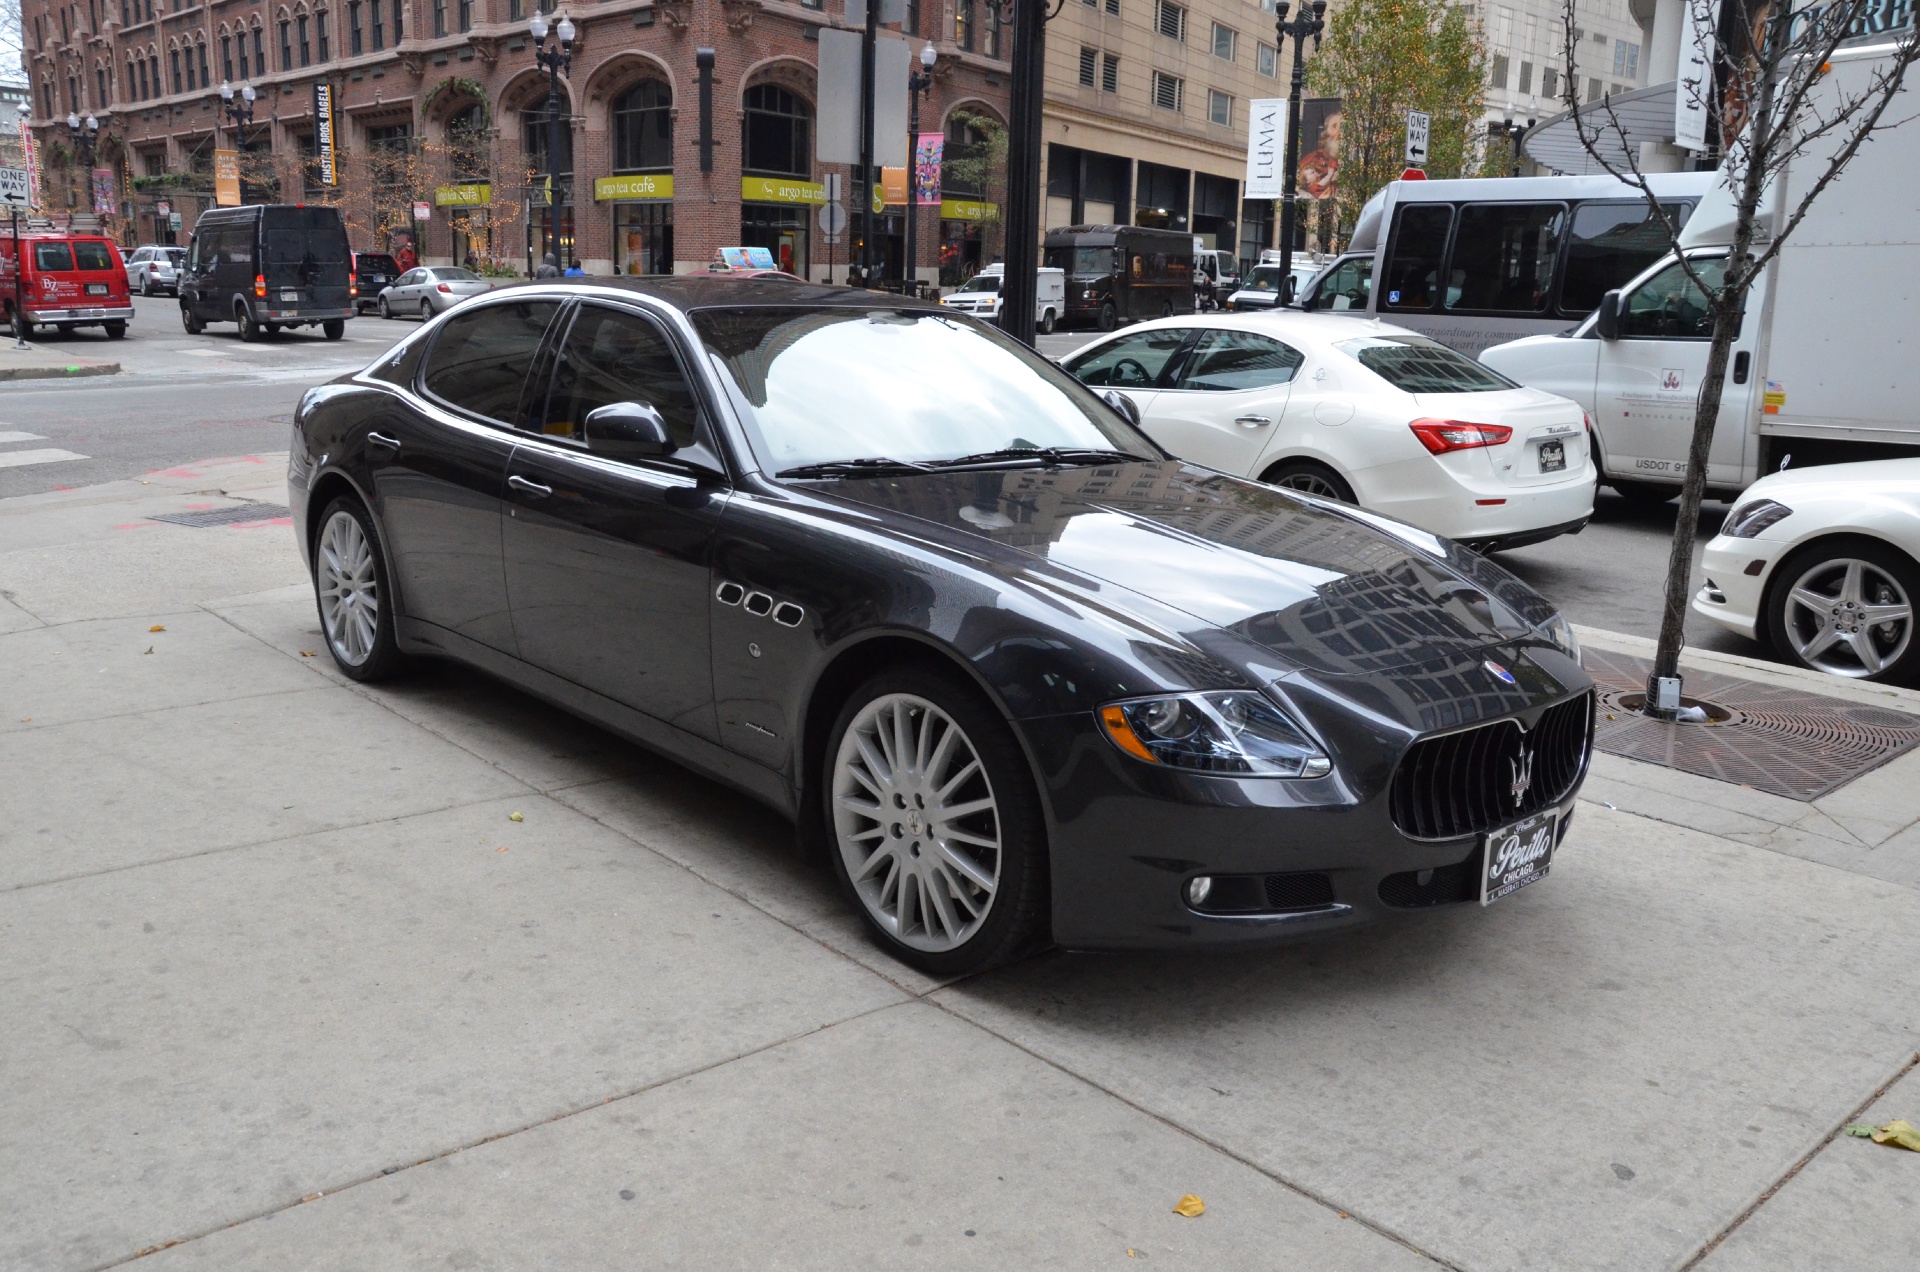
[0,360,120,381]
[1573,622,1920,715]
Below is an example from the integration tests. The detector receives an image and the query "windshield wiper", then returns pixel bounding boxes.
[927,446,1143,470]
[777,457,931,479]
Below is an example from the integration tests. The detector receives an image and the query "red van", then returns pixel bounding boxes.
[0,233,134,340]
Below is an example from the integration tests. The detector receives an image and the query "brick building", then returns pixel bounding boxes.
[18,0,1011,281]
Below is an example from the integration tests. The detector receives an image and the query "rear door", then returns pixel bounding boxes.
[72,240,125,307]
[261,207,351,311]
[1140,328,1305,474]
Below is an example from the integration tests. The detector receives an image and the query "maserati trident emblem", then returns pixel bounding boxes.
[1484,659,1516,685]
[1509,749,1535,807]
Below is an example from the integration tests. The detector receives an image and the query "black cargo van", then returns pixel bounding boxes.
[1044,225,1195,330]
[181,205,354,341]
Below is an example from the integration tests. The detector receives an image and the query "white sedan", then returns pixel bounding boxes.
[1693,459,1920,681]
[1060,311,1597,550]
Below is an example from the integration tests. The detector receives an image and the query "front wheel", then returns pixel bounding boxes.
[1263,459,1357,503]
[313,497,408,682]
[1610,479,1677,508]
[825,669,1048,975]
[1767,539,1920,683]
[12,308,29,342]
[104,321,126,340]
[323,319,345,340]
[1097,301,1117,332]
[377,296,392,320]
[181,304,204,334]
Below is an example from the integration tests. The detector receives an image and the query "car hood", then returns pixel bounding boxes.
[814,461,1555,676]
[1743,457,1920,502]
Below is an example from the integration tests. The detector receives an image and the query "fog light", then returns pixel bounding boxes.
[1185,876,1213,907]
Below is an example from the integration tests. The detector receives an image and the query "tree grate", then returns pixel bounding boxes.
[1585,648,1920,801]
[149,504,291,528]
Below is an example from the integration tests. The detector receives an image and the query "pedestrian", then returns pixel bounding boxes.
[535,252,560,279]
[463,247,479,272]
[563,257,585,277]
[395,239,417,272]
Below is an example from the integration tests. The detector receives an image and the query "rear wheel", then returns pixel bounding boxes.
[1610,479,1677,507]
[1038,308,1055,335]
[825,667,1048,975]
[237,306,262,342]
[323,319,345,340]
[139,275,151,297]
[312,497,407,682]
[104,321,126,340]
[420,298,434,320]
[1263,459,1357,503]
[1767,538,1920,683]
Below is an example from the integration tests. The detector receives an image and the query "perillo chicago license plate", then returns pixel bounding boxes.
[1481,808,1557,904]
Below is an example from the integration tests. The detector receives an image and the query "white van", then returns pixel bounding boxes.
[939,264,1067,333]
[1481,36,1920,501]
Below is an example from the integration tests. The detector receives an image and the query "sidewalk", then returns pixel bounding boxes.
[0,338,119,382]
[2,458,1916,1270]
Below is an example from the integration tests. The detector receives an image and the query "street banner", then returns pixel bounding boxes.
[1244,98,1288,198]
[1299,98,1343,200]
[313,83,339,186]
[1675,0,1719,151]
[816,28,862,165]
[18,121,40,210]
[91,167,114,217]
[213,148,240,207]
[872,37,910,168]
[913,132,943,204]
[881,167,908,206]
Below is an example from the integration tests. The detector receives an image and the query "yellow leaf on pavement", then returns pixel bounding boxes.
[148,624,166,632]
[509,811,524,822]
[1172,1194,1205,1218]
[1871,1119,1920,1151]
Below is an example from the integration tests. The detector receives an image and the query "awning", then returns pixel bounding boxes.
[1523,81,1680,174]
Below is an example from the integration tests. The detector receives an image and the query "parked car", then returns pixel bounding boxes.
[289,279,1594,973]
[938,263,1065,333]
[1226,264,1288,312]
[0,232,133,339]
[1060,311,1596,552]
[352,252,401,314]
[1693,459,1920,682]
[377,266,493,319]
[181,204,353,341]
[124,244,186,296]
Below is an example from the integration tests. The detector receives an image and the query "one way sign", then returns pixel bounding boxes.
[0,168,30,207]
[1404,110,1431,167]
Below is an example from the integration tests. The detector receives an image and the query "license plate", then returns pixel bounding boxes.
[86,282,107,295]
[281,289,300,302]
[1481,808,1557,904]
[1539,440,1566,472]
[369,275,385,284]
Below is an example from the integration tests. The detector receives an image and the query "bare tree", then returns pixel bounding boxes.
[0,0,24,85]
[1558,0,1920,715]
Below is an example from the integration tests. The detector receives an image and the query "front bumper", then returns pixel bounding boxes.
[1692,534,1774,641]
[25,305,133,322]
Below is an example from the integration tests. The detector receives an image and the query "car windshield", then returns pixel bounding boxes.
[958,274,1001,293]
[433,267,481,281]
[694,307,1158,473]
[1045,246,1112,276]
[1335,335,1518,393]
[1244,266,1281,293]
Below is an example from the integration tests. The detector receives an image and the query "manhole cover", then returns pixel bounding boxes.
[149,503,291,528]
[1585,649,1920,800]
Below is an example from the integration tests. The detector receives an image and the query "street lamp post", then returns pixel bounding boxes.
[219,81,256,147]
[530,11,576,273]
[1493,112,1535,177]
[1273,0,1326,302]
[904,43,936,299]
[65,111,100,214]
[12,100,30,349]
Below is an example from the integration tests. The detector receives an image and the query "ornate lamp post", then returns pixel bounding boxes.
[219,81,256,146]
[65,111,100,213]
[1492,112,1535,178]
[1273,0,1326,300]
[904,42,936,298]
[529,10,576,271]
[12,100,30,350]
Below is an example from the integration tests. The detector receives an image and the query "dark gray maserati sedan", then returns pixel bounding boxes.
[289,278,1593,974]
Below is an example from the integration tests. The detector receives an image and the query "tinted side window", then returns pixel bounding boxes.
[420,300,562,424]
[1175,330,1304,391]
[1619,257,1723,340]
[1445,203,1564,313]
[1381,204,1453,312]
[1559,201,1692,317]
[1065,327,1191,387]
[34,243,74,271]
[535,304,701,448]
[75,242,115,271]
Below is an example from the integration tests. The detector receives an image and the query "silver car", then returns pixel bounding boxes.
[377,266,493,320]
[124,245,185,297]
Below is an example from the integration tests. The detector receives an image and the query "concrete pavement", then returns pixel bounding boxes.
[3,456,1918,1270]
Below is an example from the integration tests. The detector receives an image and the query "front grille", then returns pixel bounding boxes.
[1389,693,1593,840]
[1263,871,1336,911]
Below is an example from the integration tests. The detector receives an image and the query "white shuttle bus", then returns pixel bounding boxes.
[1294,172,1714,357]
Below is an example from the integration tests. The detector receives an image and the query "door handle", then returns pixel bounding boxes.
[366,431,400,452]
[1732,351,1750,385]
[508,474,552,498]
[1235,415,1274,428]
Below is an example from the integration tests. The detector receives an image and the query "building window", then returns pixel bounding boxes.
[458,0,471,31]
[280,20,292,70]
[433,0,446,37]
[986,2,1001,57]
[1078,46,1096,86]
[1207,89,1231,125]
[119,0,127,26]
[366,122,411,151]
[612,79,672,172]
[297,15,310,65]
[1614,40,1638,77]
[522,101,573,177]
[221,35,233,80]
[316,13,328,59]
[1490,54,1508,90]
[149,54,160,95]
[134,59,146,99]
[955,0,973,51]
[96,66,108,104]
[392,0,402,38]
[1586,76,1602,103]
[743,83,812,176]
[198,42,210,84]
[1101,52,1118,92]
[1211,23,1234,60]
[348,3,361,54]
[1541,66,1559,97]
[238,31,249,78]
[1257,42,1276,76]
[1152,71,1182,112]
[170,48,181,93]
[1155,0,1184,41]
[39,82,52,115]
[1104,0,1118,11]
[1518,60,1531,93]
[509,0,521,18]
[254,28,265,73]
[370,0,384,50]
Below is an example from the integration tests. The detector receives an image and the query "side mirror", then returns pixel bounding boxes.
[1101,389,1142,427]
[1596,290,1623,341]
[584,401,676,459]
[1283,275,1299,305]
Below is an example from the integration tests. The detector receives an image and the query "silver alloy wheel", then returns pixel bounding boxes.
[1275,470,1346,500]
[316,510,380,667]
[832,692,1001,953]
[1781,556,1913,677]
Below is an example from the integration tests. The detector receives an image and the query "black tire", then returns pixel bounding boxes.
[104,321,126,340]
[1610,479,1677,507]
[264,323,282,339]
[312,495,408,683]
[1038,308,1055,336]
[1098,301,1117,332]
[420,299,434,320]
[378,296,392,320]
[181,303,203,335]
[1160,301,1175,318]
[139,275,151,296]
[323,318,345,340]
[237,305,262,343]
[1764,536,1920,684]
[56,323,73,336]
[822,666,1049,976]
[11,308,29,342]
[1263,458,1357,503]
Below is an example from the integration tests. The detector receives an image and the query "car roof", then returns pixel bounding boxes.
[1077,309,1422,349]
[479,276,947,316]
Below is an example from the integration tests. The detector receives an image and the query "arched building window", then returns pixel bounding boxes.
[743,84,810,177]
[611,80,671,173]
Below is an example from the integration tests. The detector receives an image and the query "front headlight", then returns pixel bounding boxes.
[1099,690,1331,778]
[1535,613,1582,664]
[1724,498,1792,539]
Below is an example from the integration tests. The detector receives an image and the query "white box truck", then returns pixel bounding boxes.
[938,264,1067,333]
[1481,34,1920,502]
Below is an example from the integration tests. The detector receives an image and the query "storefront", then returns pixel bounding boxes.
[741,175,820,278]
[526,197,576,271]
[596,174,674,275]
[938,197,997,287]
[436,182,493,266]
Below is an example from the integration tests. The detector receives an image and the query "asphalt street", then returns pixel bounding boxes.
[0,304,1754,656]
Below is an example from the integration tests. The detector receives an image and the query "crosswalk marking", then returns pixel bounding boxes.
[0,431,49,444]
[0,447,89,469]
